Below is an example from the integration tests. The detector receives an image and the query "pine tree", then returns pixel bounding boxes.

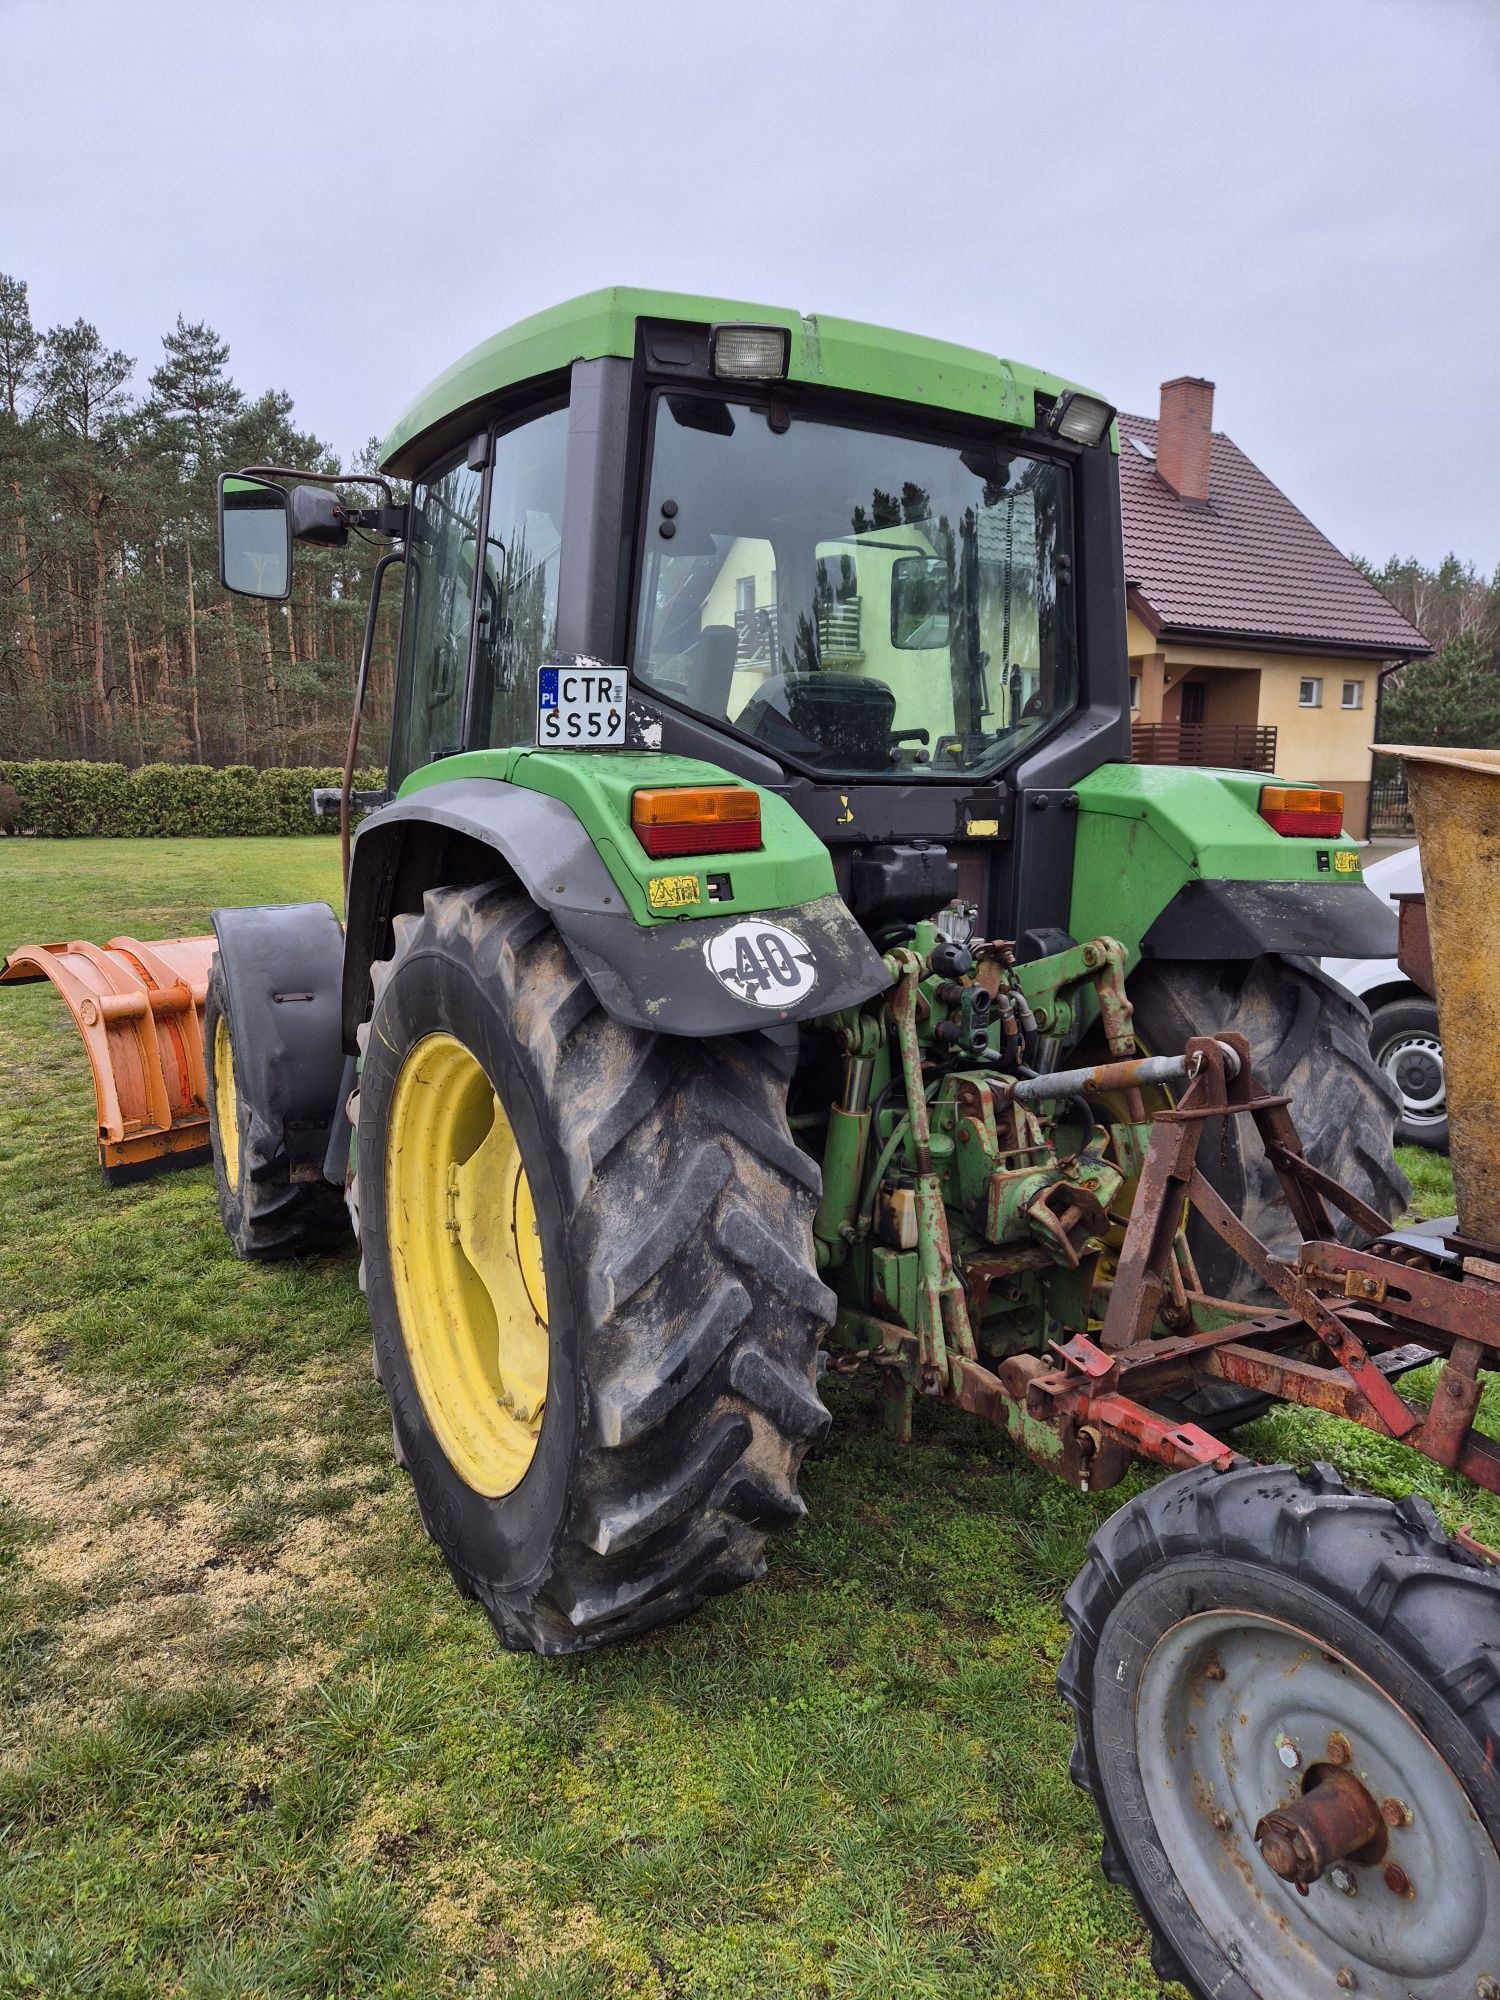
[0,274,48,740]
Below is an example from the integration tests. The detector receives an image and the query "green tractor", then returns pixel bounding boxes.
[197,292,1500,1996]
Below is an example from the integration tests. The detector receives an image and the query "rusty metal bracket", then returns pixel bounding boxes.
[1083,1392,1236,1473]
[1418,1339,1485,1468]
[1187,1167,1420,1438]
[1300,1242,1500,1354]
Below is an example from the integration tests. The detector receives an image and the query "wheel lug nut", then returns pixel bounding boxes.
[1384,1863,1412,1897]
[1276,1731,1301,1769]
[1381,1796,1412,1828]
[1336,1971,1356,1993]
[1329,1864,1357,1896]
[1478,1980,1500,2000]
[1326,1731,1352,1766]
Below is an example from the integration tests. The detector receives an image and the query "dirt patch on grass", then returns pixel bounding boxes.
[0,1341,396,1706]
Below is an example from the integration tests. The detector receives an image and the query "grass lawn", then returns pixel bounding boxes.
[0,838,1476,1999]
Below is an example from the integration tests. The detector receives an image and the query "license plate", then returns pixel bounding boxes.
[536,664,627,747]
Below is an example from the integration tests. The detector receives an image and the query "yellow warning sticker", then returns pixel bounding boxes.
[647,873,701,910]
[1333,850,1360,875]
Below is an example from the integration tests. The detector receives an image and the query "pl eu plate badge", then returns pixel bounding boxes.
[537,663,628,746]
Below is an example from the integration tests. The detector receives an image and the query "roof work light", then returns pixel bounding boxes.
[709,324,791,381]
[1048,391,1116,448]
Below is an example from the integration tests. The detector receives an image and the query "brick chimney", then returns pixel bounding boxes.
[1156,376,1215,503]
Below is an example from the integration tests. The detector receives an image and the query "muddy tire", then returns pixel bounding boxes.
[1128,954,1408,1300]
[352,880,833,1655]
[203,955,347,1261]
[1059,1461,1500,1998]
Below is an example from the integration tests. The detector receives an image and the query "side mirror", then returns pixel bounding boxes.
[218,474,291,600]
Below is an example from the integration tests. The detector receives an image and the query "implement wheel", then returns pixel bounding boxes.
[204,956,346,1259]
[352,881,833,1654]
[1129,954,1407,1300]
[1060,1462,1500,1999]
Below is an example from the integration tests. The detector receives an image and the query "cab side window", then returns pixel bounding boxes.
[389,454,484,788]
[472,405,568,751]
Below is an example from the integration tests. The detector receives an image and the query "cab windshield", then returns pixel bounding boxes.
[632,392,1077,778]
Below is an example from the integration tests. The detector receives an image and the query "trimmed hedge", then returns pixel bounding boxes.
[0,761,387,838]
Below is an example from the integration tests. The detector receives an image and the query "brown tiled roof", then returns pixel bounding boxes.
[1118,413,1431,658]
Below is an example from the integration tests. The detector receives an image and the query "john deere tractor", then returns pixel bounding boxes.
[57,291,1500,1997]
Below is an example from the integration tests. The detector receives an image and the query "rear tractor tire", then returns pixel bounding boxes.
[352,880,834,1654]
[1128,953,1408,1301]
[1060,1461,1500,1999]
[204,955,347,1260]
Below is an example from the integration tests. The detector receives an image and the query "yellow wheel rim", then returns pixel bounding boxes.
[384,1032,549,1497]
[213,1014,242,1194]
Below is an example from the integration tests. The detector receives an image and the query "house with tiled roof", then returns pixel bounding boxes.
[1120,378,1430,834]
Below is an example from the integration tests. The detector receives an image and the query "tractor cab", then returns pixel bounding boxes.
[218,289,1128,948]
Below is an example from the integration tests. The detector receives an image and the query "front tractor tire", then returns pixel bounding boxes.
[204,956,347,1260]
[1061,1462,1500,1999]
[353,881,834,1655]
[1129,954,1408,1299]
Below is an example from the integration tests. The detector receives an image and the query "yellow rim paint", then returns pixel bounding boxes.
[214,1014,242,1194]
[385,1032,549,1497]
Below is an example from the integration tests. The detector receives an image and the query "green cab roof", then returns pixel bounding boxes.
[378,286,1113,474]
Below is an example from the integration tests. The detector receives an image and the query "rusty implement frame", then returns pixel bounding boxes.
[1023,1035,1500,1495]
[1,935,218,1180]
[842,1025,1500,1497]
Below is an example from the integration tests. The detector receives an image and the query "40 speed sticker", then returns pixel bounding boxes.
[703,919,817,1008]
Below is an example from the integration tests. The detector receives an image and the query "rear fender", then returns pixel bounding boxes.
[343,778,891,1046]
[210,903,346,1179]
[1071,763,1396,965]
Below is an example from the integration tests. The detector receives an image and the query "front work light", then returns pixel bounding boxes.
[1258,786,1345,838]
[1048,391,1116,447]
[631,785,763,858]
[709,323,791,381]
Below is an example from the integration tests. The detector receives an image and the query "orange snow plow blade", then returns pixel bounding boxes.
[1,934,218,1181]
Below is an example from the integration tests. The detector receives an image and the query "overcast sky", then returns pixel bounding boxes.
[5,0,1497,570]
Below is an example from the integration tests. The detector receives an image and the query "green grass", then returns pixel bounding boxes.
[0,838,1469,1999]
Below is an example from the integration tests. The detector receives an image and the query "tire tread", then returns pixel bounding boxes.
[358,879,833,1653]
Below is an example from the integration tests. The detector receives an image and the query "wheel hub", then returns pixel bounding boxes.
[1136,1608,1500,1996]
[385,1032,549,1497]
[1255,1766,1386,1885]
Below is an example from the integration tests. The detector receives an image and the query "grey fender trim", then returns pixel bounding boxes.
[210,902,347,1176]
[343,777,891,1042]
[1141,878,1399,962]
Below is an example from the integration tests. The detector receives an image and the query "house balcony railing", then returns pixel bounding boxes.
[1131,722,1278,772]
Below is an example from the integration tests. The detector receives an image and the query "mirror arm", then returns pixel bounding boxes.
[341,549,406,900]
[240,464,399,508]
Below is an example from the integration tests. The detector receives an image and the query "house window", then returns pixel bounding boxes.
[1341,680,1364,710]
[1299,677,1323,708]
[1129,674,1140,711]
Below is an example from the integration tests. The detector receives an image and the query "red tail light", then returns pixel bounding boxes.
[631,786,762,859]
[1258,786,1345,838]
